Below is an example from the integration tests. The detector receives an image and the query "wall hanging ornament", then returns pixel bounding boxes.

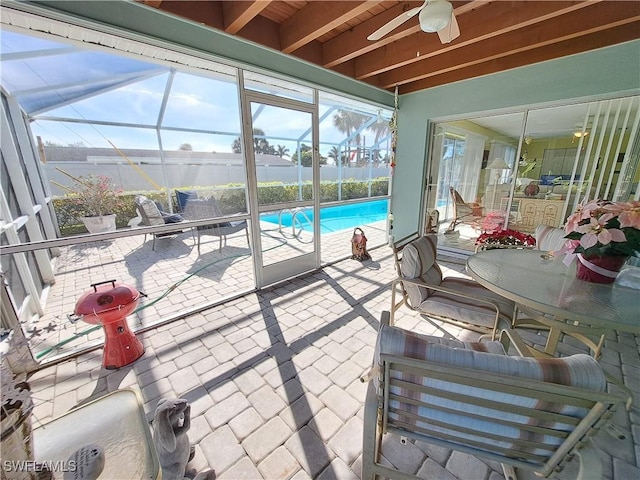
[389,85,398,170]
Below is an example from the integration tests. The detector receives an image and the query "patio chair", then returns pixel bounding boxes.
[534,224,568,251]
[391,234,515,336]
[361,311,629,480]
[134,195,189,250]
[445,186,484,233]
[182,197,249,254]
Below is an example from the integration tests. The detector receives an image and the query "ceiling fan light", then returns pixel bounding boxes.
[419,1,453,33]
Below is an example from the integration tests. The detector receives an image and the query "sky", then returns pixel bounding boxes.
[1,30,393,163]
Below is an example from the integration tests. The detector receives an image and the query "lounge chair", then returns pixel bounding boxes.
[181,196,249,254]
[134,195,188,250]
[445,186,485,233]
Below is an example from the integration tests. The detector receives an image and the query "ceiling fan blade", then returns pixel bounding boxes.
[437,11,460,44]
[367,5,424,41]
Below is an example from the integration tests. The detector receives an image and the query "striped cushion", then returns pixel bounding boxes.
[375,324,606,458]
[401,235,439,279]
[375,323,508,361]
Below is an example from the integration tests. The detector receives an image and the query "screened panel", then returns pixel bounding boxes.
[318,92,392,203]
[1,31,169,116]
[159,130,248,216]
[162,71,241,132]
[42,73,170,124]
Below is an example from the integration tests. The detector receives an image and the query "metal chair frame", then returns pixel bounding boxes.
[182,197,249,254]
[361,312,628,480]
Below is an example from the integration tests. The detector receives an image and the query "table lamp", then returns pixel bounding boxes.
[486,158,510,210]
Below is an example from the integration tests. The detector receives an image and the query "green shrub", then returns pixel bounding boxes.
[52,178,389,236]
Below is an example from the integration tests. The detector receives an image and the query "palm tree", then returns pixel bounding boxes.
[367,121,391,166]
[232,128,269,154]
[276,145,290,158]
[332,110,368,166]
[327,146,341,165]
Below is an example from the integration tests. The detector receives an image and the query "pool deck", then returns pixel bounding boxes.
[24,219,389,364]
[24,246,640,480]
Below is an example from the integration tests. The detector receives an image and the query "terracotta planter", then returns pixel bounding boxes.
[81,214,117,234]
[576,254,628,284]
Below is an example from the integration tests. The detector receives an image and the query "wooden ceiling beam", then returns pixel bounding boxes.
[223,1,272,35]
[140,1,164,8]
[233,15,281,50]
[280,1,381,54]
[380,1,640,88]
[322,0,485,68]
[355,1,594,80]
[321,1,424,68]
[399,21,640,94]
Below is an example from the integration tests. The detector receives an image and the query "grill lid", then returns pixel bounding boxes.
[75,280,139,317]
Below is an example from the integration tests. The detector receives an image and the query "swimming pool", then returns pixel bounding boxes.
[261,199,389,233]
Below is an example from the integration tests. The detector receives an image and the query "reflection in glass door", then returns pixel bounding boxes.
[434,133,466,222]
[243,94,319,287]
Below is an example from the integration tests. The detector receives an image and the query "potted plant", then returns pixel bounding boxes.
[68,174,125,233]
[563,199,640,283]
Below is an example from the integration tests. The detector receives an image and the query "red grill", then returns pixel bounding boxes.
[75,280,144,369]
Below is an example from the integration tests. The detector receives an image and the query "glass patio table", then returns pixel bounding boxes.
[466,249,639,357]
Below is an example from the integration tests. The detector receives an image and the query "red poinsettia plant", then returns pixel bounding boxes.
[475,228,536,249]
[564,199,640,258]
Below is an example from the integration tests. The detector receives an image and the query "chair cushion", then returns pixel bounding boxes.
[420,277,515,329]
[376,324,606,390]
[401,235,438,278]
[176,190,198,212]
[199,220,246,235]
[375,323,607,457]
[373,322,508,399]
[401,235,443,307]
[535,225,567,251]
[375,323,507,361]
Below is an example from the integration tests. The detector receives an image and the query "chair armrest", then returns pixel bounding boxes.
[605,372,634,411]
[498,329,534,357]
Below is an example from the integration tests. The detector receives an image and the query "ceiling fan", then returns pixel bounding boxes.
[367,0,460,44]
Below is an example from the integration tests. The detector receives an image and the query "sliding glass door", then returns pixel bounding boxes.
[427,95,640,254]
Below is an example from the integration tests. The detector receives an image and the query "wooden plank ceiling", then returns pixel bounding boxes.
[138,1,640,94]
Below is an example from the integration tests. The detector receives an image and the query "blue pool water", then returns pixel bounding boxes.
[261,199,389,233]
